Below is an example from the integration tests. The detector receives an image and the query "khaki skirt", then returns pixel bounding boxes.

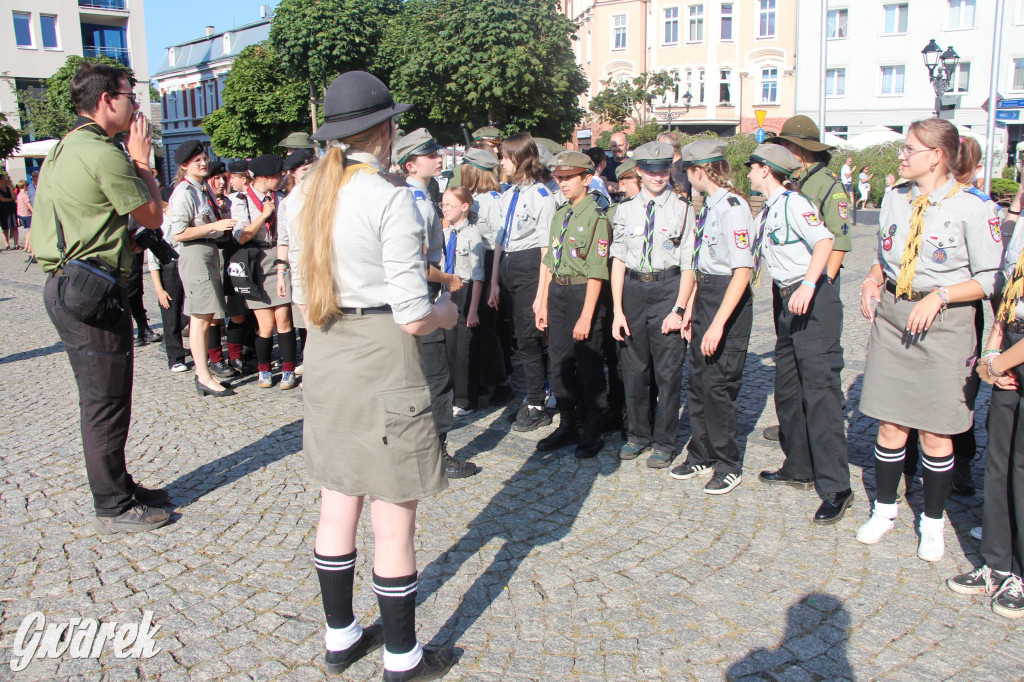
[860,294,978,434]
[180,242,229,318]
[302,311,447,503]
[246,248,292,310]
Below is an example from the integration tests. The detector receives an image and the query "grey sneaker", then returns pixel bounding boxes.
[94,505,170,534]
[618,441,648,460]
[947,565,1007,596]
[646,449,676,469]
[258,370,274,388]
[279,371,297,390]
[669,460,713,480]
[992,574,1024,619]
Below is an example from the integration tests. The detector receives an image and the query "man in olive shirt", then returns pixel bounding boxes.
[33,62,167,533]
[535,151,612,459]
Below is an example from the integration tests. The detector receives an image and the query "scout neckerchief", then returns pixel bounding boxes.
[999,249,1024,322]
[896,181,963,298]
[203,183,222,219]
[553,208,571,270]
[692,202,708,269]
[501,186,521,249]
[641,200,655,271]
[751,204,770,285]
[246,184,276,239]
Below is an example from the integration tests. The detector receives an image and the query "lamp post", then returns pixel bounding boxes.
[922,38,960,118]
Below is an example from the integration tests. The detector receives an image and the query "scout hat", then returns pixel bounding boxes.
[772,115,833,152]
[536,145,557,169]
[227,159,249,174]
[311,71,411,142]
[283,148,316,172]
[472,126,501,141]
[551,151,595,176]
[393,128,443,167]
[248,154,283,178]
[679,139,726,168]
[633,141,674,171]
[533,137,566,155]
[174,140,205,166]
[279,132,316,149]
[207,160,226,176]
[614,158,638,180]
[745,143,802,176]
[463,147,499,171]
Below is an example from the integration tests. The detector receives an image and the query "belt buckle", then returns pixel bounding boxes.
[640,272,654,283]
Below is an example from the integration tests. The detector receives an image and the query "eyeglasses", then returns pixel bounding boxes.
[899,144,934,158]
[439,203,464,210]
[113,91,138,104]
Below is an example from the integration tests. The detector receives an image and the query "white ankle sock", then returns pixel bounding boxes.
[324,620,362,652]
[874,501,898,520]
[383,640,423,672]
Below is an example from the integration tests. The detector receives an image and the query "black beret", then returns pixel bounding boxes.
[174,140,205,166]
[283,148,316,172]
[248,154,283,178]
[227,159,249,174]
[207,161,226,176]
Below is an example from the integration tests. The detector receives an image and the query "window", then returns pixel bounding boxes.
[948,0,976,29]
[1018,0,1024,24]
[721,3,733,40]
[758,0,776,38]
[953,62,971,92]
[222,32,232,54]
[699,68,706,103]
[827,9,848,39]
[688,5,704,42]
[759,67,778,103]
[825,68,846,96]
[13,12,33,48]
[883,4,908,34]
[825,125,848,140]
[40,15,59,50]
[612,14,626,50]
[880,65,906,95]
[664,7,679,44]
[719,69,732,103]
[1013,58,1024,91]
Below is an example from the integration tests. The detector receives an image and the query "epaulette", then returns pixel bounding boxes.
[537,186,550,197]
[617,195,635,205]
[822,168,839,180]
[380,172,407,188]
[965,186,991,201]
[489,191,500,198]
[235,192,246,200]
[726,196,741,207]
[412,189,428,201]
[555,200,569,212]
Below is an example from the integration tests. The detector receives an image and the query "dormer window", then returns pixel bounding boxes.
[222,33,232,53]
[168,47,176,66]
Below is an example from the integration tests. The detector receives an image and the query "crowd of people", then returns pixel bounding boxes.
[20,61,1022,682]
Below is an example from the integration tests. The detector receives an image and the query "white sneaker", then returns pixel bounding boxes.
[918,515,946,562]
[856,501,898,545]
[970,526,983,541]
[294,363,303,377]
[170,362,189,373]
[452,406,475,418]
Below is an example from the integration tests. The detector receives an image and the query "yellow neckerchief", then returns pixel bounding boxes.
[342,162,378,183]
[895,180,963,297]
[999,249,1024,322]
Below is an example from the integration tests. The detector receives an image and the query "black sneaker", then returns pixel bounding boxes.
[512,405,552,432]
[947,565,1006,596]
[209,360,239,378]
[992,574,1024,619]
[93,504,170,534]
[229,358,251,376]
[537,418,578,451]
[325,624,384,675]
[133,486,170,507]
[382,646,456,682]
[142,328,162,344]
[704,471,742,495]
[443,452,479,478]
[669,460,712,480]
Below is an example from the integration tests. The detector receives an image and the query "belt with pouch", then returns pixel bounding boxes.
[883,278,930,302]
[1006,318,1024,334]
[626,266,680,283]
[52,263,128,288]
[251,241,274,249]
[340,304,392,315]
[551,275,589,286]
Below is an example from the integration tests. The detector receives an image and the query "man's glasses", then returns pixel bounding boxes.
[113,91,138,104]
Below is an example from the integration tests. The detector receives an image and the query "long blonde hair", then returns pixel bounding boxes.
[296,120,392,327]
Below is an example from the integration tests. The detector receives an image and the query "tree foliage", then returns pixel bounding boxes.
[588,71,675,128]
[378,0,588,143]
[14,55,136,140]
[201,43,309,158]
[827,143,902,206]
[0,111,21,161]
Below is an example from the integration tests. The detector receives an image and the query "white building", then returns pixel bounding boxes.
[795,0,1024,164]
[0,0,150,181]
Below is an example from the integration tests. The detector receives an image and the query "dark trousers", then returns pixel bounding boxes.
[421,326,454,437]
[478,250,508,387]
[156,262,187,367]
[500,248,546,405]
[619,273,687,452]
[44,275,137,516]
[983,358,1024,576]
[772,278,851,496]
[547,281,608,417]
[600,287,625,420]
[687,275,753,475]
[444,284,482,409]
[125,252,150,334]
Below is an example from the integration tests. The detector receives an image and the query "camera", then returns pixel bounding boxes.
[130,223,179,264]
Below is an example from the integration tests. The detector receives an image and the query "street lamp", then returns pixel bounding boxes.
[922,38,960,117]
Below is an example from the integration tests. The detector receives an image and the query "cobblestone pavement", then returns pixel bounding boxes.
[1,214,1021,681]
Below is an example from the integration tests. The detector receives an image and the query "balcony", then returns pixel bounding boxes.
[83,46,131,67]
[79,0,128,10]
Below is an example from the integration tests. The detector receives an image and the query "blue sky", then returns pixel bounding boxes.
[143,0,280,76]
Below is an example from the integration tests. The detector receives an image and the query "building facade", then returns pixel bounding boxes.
[150,19,270,183]
[0,0,150,181]
[564,0,798,147]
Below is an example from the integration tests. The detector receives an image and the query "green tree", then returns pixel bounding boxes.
[0,112,20,161]
[201,43,309,158]
[271,0,399,130]
[378,0,588,143]
[13,55,136,140]
[588,71,675,128]
[827,143,902,206]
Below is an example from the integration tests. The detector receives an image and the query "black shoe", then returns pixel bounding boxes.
[142,327,162,344]
[382,646,456,682]
[325,624,384,675]
[813,489,854,525]
[537,415,578,451]
[512,405,552,432]
[93,504,170,534]
[229,357,251,376]
[443,453,479,478]
[489,384,513,405]
[209,360,239,378]
[951,459,976,496]
[134,333,147,347]
[133,486,170,507]
[195,377,235,397]
[574,432,604,459]
[762,425,780,441]
[758,469,814,490]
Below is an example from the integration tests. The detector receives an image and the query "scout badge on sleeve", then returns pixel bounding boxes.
[837,202,848,220]
[734,229,749,249]
[803,212,821,226]
[990,217,1002,242]
[597,239,609,257]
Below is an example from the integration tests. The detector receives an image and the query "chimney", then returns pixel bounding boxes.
[260,4,270,19]
[205,26,215,36]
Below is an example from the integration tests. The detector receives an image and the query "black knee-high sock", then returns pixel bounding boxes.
[297,327,307,356]
[874,443,905,505]
[278,329,296,372]
[921,452,954,519]
[226,319,245,361]
[314,551,356,629]
[207,322,224,363]
[373,571,417,655]
[256,334,273,373]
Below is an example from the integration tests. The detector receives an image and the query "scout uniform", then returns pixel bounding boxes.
[673,140,754,491]
[746,144,852,510]
[441,217,487,410]
[230,154,290,311]
[539,152,612,458]
[610,141,694,463]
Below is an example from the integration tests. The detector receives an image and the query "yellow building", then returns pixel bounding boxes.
[564,0,797,146]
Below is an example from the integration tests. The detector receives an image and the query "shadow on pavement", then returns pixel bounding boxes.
[726,592,853,681]
[0,341,64,366]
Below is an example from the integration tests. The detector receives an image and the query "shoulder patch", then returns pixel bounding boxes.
[802,212,822,226]
[966,186,992,202]
[537,186,550,197]
[990,217,1002,242]
[727,196,741,207]
[412,189,428,201]
[490,191,500,198]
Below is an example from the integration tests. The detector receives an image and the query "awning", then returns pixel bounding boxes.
[10,139,57,158]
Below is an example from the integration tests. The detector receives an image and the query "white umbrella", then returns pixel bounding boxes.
[845,126,904,150]
[822,132,849,148]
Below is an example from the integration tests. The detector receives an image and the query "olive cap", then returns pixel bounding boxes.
[633,141,674,171]
[679,139,727,168]
[551,151,595,175]
[463,147,499,171]
[393,128,442,166]
[745,143,802,176]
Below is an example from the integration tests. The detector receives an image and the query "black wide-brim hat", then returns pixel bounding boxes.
[311,71,411,142]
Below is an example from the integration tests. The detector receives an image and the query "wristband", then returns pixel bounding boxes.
[800,280,816,290]
[982,348,1001,358]
[1009,208,1021,216]
[986,354,1007,378]
[862,275,882,288]
[273,258,289,266]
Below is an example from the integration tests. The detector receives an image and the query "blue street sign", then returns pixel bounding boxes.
[756,128,767,143]
[996,110,1021,121]
[998,98,1024,109]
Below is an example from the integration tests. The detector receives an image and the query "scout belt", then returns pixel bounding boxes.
[883,278,929,302]
[551,275,589,286]
[340,305,392,315]
[626,266,681,283]
[694,271,732,284]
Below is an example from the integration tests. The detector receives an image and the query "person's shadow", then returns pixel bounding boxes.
[726,592,854,681]
[419,446,618,648]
